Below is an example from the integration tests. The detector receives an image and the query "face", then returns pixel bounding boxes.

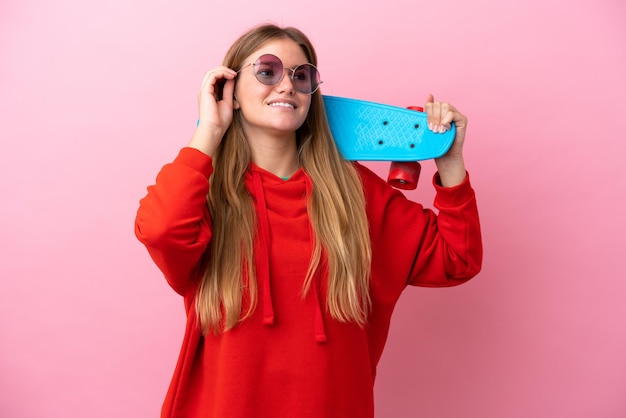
[234,38,313,140]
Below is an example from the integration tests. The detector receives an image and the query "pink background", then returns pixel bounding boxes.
[1,0,625,417]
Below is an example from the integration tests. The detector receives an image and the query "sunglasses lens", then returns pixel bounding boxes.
[293,64,320,94]
[252,54,321,94]
[253,54,284,86]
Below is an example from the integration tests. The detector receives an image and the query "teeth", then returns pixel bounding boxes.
[269,102,294,108]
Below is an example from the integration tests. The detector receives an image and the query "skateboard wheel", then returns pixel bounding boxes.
[407,106,424,112]
[388,161,421,190]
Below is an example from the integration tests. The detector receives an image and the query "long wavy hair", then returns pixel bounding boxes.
[196,24,372,334]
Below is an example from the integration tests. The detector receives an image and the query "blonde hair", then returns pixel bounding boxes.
[196,24,372,334]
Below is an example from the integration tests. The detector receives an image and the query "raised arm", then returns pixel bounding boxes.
[424,94,468,187]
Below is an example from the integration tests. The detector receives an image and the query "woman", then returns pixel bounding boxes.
[135,23,482,418]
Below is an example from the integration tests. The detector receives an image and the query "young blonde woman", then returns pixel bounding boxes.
[135,23,482,418]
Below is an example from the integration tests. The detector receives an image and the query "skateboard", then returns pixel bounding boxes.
[322,95,455,189]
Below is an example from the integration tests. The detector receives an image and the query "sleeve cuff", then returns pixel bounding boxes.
[432,171,475,207]
[175,147,214,178]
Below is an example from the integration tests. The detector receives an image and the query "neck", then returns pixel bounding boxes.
[247,131,299,178]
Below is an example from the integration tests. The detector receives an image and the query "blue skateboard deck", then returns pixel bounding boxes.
[322,95,455,161]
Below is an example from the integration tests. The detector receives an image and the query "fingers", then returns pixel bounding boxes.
[200,67,237,90]
[196,67,238,133]
[424,94,465,133]
[200,67,237,101]
[221,77,235,103]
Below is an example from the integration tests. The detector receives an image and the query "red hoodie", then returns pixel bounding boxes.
[135,147,482,418]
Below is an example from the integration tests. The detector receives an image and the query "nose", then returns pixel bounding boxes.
[274,68,296,94]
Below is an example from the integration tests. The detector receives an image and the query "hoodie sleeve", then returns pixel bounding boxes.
[134,147,214,296]
[358,164,482,288]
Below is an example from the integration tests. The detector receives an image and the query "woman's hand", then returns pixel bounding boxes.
[187,66,237,157]
[424,94,468,187]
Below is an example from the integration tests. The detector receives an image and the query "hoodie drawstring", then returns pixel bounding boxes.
[251,169,327,343]
[305,180,328,343]
[312,284,327,343]
[252,171,275,325]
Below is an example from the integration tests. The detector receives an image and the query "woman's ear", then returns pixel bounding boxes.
[233,95,240,109]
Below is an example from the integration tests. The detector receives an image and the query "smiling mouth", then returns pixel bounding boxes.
[269,102,297,109]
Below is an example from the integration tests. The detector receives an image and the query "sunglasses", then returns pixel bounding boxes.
[238,54,322,95]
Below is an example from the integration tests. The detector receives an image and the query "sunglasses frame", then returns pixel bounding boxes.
[237,54,322,95]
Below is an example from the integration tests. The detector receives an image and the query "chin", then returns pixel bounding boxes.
[270,119,306,133]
